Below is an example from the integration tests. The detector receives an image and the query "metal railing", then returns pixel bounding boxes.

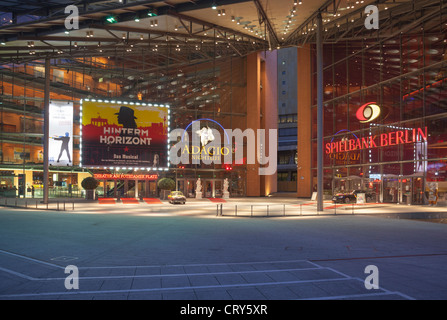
[0,197,75,211]
[215,202,377,217]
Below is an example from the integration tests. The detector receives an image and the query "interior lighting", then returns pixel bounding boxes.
[106,15,118,23]
[147,8,158,16]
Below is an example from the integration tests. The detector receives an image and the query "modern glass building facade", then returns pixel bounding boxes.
[0,0,445,206]
[0,52,277,199]
[308,18,447,205]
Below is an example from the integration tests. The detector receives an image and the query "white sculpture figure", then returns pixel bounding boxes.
[223,178,229,193]
[223,178,229,199]
[196,178,202,193]
[196,126,215,146]
[196,178,203,199]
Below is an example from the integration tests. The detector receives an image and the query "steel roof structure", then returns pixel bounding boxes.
[0,0,445,101]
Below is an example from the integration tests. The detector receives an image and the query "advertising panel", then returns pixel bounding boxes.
[81,99,169,169]
[49,101,73,166]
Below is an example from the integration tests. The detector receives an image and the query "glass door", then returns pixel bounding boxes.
[215,180,223,198]
[400,178,412,205]
[148,181,157,197]
[186,180,195,198]
[412,177,424,205]
[205,180,213,198]
[137,181,145,198]
[177,179,185,193]
[383,177,398,203]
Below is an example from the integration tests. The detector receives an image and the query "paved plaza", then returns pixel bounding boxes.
[0,197,447,301]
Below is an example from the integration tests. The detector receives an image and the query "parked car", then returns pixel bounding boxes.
[168,191,186,204]
[332,190,376,204]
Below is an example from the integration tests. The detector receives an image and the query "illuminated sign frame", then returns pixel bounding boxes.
[80,99,170,172]
[356,102,381,123]
[48,101,73,167]
[93,173,158,180]
[325,127,428,155]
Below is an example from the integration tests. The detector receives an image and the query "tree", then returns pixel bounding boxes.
[157,178,175,191]
[81,177,99,200]
[81,177,99,190]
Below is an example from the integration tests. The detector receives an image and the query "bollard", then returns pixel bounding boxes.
[235,205,237,216]
[72,202,75,211]
[267,205,269,216]
[216,204,219,216]
[334,202,336,215]
[220,204,223,216]
[63,201,66,211]
[283,204,285,216]
[300,204,302,216]
[251,205,253,217]
[352,203,354,215]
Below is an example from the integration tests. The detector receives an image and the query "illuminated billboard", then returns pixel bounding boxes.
[49,101,73,166]
[80,99,169,169]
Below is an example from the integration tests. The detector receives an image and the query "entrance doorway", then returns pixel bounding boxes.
[204,180,213,198]
[176,178,224,198]
[384,176,424,205]
[93,174,159,198]
[203,179,224,198]
[412,177,424,205]
[383,176,398,203]
[175,178,196,198]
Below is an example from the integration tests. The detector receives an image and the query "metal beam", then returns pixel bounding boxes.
[252,0,279,48]
[316,12,323,213]
[43,57,50,205]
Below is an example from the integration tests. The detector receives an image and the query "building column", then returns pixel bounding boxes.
[316,13,324,212]
[246,51,277,197]
[43,58,50,204]
[260,50,278,196]
[297,44,312,198]
[246,53,261,197]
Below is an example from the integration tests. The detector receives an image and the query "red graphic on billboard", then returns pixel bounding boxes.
[81,100,168,168]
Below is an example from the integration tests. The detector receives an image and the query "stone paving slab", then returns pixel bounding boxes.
[1,207,446,300]
[0,251,412,300]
